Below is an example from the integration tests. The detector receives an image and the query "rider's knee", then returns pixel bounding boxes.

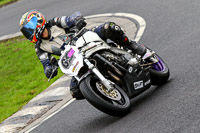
[101,22,123,40]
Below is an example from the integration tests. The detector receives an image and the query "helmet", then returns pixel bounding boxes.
[19,10,46,43]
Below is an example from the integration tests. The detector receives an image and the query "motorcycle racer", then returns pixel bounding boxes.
[19,10,147,99]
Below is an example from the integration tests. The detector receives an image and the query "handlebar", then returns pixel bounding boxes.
[69,26,88,39]
[48,27,87,82]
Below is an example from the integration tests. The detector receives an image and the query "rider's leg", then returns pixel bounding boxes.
[92,22,146,56]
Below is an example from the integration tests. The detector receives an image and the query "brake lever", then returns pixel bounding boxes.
[142,49,155,60]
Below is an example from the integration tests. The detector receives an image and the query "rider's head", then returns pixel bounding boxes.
[19,10,46,43]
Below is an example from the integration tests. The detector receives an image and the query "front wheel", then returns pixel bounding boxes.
[80,75,130,117]
[149,54,170,86]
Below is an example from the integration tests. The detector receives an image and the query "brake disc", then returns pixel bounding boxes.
[96,82,122,101]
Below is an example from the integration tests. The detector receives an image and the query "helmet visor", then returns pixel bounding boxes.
[21,16,37,40]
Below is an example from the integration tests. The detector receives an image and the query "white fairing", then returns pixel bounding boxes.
[76,31,104,48]
[58,45,84,76]
[59,31,104,76]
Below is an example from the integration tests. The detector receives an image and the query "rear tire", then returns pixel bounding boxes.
[80,75,130,117]
[149,54,170,86]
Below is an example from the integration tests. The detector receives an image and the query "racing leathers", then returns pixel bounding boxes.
[35,12,146,99]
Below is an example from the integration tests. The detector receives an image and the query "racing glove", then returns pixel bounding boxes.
[45,66,57,79]
[45,57,58,79]
[75,18,87,30]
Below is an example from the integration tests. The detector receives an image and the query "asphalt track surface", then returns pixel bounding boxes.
[1,0,200,133]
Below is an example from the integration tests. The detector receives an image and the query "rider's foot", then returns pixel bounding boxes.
[128,41,147,56]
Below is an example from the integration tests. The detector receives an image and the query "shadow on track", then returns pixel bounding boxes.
[67,79,173,133]
[130,79,173,111]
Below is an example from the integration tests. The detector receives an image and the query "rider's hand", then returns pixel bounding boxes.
[45,65,58,79]
[50,56,58,66]
[75,18,87,30]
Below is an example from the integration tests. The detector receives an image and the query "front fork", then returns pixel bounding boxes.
[84,58,113,91]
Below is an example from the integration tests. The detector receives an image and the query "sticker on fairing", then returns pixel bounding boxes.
[72,61,79,72]
[67,48,75,57]
[134,80,143,90]
[145,79,151,86]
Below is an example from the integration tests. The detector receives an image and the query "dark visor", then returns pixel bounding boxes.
[21,17,37,40]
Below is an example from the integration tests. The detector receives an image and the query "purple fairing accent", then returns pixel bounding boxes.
[152,56,165,72]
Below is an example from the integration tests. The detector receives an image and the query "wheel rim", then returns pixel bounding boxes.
[152,56,165,72]
[96,82,122,101]
[90,77,127,106]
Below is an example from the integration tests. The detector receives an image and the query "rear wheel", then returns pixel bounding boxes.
[80,75,130,117]
[149,54,170,86]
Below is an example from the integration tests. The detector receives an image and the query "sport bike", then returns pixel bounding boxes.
[52,27,170,117]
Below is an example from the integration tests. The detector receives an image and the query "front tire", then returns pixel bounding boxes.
[80,75,130,117]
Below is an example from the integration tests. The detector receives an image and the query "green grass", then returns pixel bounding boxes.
[0,0,17,7]
[0,36,63,123]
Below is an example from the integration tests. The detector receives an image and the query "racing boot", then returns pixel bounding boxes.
[97,21,147,56]
[120,34,147,56]
[128,40,147,56]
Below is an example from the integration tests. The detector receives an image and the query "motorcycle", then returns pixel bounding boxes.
[50,27,170,117]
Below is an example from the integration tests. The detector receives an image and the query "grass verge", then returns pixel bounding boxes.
[0,36,63,123]
[0,0,18,7]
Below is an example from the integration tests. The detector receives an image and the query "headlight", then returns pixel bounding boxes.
[61,57,70,68]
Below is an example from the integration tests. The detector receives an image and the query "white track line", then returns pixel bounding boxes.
[24,13,146,133]
[25,99,75,133]
[0,32,22,42]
